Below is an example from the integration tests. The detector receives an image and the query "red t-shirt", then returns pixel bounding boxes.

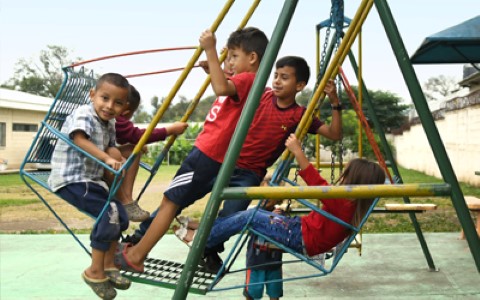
[299,164,356,256]
[195,72,256,163]
[115,115,167,145]
[236,89,323,177]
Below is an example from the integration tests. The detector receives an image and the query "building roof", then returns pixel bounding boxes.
[0,88,53,112]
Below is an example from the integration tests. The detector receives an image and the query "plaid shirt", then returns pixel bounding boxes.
[48,104,116,192]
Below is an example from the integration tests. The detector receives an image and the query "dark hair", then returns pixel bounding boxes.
[127,85,141,112]
[226,27,269,62]
[95,73,129,91]
[337,158,386,228]
[275,56,310,85]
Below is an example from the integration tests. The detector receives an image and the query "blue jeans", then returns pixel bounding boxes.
[206,209,303,254]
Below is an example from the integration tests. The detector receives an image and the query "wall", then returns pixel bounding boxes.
[390,94,480,187]
[0,108,46,169]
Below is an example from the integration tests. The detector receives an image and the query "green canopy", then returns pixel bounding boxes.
[411,15,480,64]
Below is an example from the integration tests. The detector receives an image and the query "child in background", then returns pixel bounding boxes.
[114,85,188,222]
[48,73,132,299]
[244,180,285,300]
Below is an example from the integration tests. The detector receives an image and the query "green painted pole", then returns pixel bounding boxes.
[172,1,299,298]
[347,51,437,271]
[221,183,451,200]
[374,0,480,272]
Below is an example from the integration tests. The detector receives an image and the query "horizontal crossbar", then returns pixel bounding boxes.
[221,183,451,200]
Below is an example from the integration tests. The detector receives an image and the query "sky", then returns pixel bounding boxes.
[0,0,478,109]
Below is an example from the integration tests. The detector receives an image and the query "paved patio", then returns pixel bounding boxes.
[1,233,479,299]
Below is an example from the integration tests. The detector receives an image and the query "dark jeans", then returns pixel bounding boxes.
[57,182,129,251]
[136,167,262,253]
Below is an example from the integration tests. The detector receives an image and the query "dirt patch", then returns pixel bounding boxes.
[0,176,210,233]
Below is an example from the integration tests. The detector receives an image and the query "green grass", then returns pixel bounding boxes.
[0,198,39,208]
[0,174,24,187]
[1,164,479,233]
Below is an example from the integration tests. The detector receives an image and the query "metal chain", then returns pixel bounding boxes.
[330,144,336,184]
[319,6,334,76]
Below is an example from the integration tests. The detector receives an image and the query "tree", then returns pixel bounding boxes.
[149,94,216,122]
[132,103,152,123]
[422,75,460,101]
[300,86,409,133]
[1,45,80,97]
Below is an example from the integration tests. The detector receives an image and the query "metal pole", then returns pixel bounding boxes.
[221,183,451,200]
[172,1,299,298]
[347,51,437,270]
[375,0,480,272]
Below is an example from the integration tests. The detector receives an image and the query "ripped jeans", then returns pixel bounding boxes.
[206,209,304,253]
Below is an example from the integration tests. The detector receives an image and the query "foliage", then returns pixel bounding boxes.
[133,103,152,123]
[147,94,216,122]
[303,110,394,160]
[142,123,203,165]
[422,75,461,101]
[1,45,81,97]
[300,86,409,134]
[296,85,408,159]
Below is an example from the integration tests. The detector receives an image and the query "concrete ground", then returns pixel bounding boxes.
[1,233,479,300]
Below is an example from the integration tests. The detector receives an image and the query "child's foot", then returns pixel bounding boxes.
[176,216,199,230]
[124,201,150,222]
[114,243,144,273]
[82,272,116,300]
[104,268,131,290]
[173,225,197,247]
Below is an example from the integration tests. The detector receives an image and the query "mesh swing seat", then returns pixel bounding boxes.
[21,67,96,192]
[121,258,217,295]
[19,66,127,254]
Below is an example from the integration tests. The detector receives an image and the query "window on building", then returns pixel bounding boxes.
[0,123,5,147]
[13,123,38,132]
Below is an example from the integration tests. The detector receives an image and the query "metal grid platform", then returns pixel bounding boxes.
[122,258,217,295]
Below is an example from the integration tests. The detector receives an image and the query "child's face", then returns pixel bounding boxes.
[272,66,304,101]
[90,82,128,122]
[228,46,253,75]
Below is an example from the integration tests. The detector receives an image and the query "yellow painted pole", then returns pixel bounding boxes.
[221,183,451,200]
[281,0,374,161]
[132,0,236,155]
[358,29,363,158]
[162,0,261,151]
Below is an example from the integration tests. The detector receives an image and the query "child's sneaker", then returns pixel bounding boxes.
[124,201,150,222]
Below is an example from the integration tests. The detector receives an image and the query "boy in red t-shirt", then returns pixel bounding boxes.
[114,27,269,272]
[201,57,343,271]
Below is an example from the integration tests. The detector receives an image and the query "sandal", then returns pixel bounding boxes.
[82,272,117,300]
[124,201,150,222]
[114,243,144,273]
[176,216,198,230]
[105,268,131,290]
[173,225,197,247]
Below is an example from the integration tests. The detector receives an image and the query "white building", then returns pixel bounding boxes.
[0,88,53,169]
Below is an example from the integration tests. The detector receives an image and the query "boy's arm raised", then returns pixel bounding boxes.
[199,30,236,97]
[317,79,342,140]
[72,131,122,170]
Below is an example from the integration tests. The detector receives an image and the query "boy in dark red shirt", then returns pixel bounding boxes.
[114,85,187,222]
